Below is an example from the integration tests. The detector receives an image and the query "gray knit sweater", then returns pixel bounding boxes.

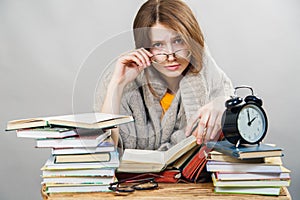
[94,49,234,150]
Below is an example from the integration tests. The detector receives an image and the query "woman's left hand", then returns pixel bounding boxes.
[185,96,226,145]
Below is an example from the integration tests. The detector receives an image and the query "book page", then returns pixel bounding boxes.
[45,113,130,124]
[171,146,199,169]
[121,149,164,164]
[122,136,196,165]
[164,136,196,165]
[6,113,133,130]
[8,118,44,124]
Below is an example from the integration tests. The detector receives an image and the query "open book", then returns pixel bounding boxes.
[117,136,197,173]
[6,112,134,130]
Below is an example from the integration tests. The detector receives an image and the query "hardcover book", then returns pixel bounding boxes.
[42,168,115,178]
[171,145,200,170]
[6,112,134,130]
[181,145,209,182]
[16,127,78,139]
[41,151,120,170]
[214,171,291,181]
[42,176,115,185]
[206,140,283,159]
[54,152,111,164]
[36,130,111,148]
[51,137,115,155]
[116,169,181,183]
[212,173,290,187]
[214,186,281,196]
[206,159,289,173]
[45,184,111,193]
[117,136,197,173]
[208,151,264,163]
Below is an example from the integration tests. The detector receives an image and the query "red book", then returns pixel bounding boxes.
[116,169,181,183]
[181,145,210,182]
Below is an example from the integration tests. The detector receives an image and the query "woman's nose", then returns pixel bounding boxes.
[167,53,176,62]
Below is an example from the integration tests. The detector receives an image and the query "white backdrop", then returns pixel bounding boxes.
[0,0,299,199]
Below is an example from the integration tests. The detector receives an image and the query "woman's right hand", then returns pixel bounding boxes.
[111,48,153,87]
[102,48,152,115]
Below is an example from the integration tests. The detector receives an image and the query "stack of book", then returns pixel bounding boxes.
[6,112,134,194]
[206,140,291,196]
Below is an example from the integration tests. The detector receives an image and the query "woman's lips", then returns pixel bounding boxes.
[165,64,180,71]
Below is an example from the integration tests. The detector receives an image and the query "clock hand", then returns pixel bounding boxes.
[247,109,251,124]
[248,117,257,126]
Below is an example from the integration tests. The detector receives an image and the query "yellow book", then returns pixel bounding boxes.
[54,152,110,164]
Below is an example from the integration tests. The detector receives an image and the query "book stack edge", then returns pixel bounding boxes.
[6,113,134,194]
[206,140,291,196]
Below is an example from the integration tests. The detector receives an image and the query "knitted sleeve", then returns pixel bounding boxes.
[202,45,234,100]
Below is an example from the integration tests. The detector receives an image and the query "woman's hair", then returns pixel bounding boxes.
[133,0,205,74]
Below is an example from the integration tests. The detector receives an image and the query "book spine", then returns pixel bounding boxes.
[207,142,239,159]
[231,151,240,158]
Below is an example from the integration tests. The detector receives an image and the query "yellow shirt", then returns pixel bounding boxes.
[160,92,175,118]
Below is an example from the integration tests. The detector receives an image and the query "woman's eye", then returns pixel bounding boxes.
[152,42,163,48]
[174,38,184,45]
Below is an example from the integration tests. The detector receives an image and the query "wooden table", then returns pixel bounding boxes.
[42,183,291,200]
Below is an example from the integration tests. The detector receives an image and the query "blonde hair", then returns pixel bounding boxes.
[133,0,204,74]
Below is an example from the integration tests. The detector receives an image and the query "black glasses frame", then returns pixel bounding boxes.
[151,49,191,64]
[108,177,158,193]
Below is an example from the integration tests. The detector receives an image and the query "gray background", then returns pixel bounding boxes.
[0,0,299,199]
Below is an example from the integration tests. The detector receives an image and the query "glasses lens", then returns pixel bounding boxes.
[151,49,191,63]
[151,54,167,63]
[175,49,191,59]
[133,181,158,190]
[115,186,135,193]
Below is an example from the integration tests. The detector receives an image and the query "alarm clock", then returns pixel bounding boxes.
[221,86,268,147]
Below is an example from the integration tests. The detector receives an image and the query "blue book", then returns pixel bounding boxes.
[206,140,283,159]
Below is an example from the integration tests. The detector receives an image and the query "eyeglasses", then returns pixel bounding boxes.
[108,177,158,193]
[151,49,191,64]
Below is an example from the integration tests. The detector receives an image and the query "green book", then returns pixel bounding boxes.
[214,186,281,196]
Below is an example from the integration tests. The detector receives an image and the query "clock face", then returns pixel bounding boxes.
[237,104,266,143]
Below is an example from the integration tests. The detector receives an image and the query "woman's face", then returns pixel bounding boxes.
[149,23,191,78]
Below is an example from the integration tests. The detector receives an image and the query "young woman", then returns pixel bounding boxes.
[96,0,233,150]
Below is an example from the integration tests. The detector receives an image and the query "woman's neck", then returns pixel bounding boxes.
[162,75,183,94]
